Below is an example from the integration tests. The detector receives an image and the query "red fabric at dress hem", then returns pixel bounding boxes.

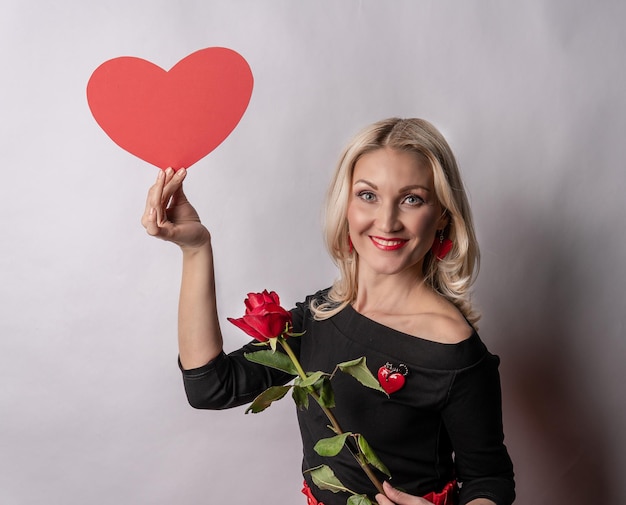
[422,479,458,505]
[302,480,325,505]
[301,479,457,505]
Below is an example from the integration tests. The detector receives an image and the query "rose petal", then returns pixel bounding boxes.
[267,290,280,304]
[248,303,290,318]
[244,290,284,312]
[244,294,262,313]
[244,313,290,340]
[227,317,268,342]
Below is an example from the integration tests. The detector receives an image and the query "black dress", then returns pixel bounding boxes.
[180,292,515,505]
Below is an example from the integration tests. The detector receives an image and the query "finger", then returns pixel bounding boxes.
[375,493,395,505]
[381,482,431,505]
[144,207,161,237]
[154,167,182,225]
[163,168,187,209]
[173,179,189,203]
[161,167,179,200]
[163,166,176,186]
[159,167,176,215]
[144,205,179,241]
[169,182,190,210]
[144,169,165,210]
[142,170,166,228]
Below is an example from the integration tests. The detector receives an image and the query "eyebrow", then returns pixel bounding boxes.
[353,179,431,192]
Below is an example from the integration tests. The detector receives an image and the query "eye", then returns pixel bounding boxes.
[357,190,377,203]
[403,194,425,206]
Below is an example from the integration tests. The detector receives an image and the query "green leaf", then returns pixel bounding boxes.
[357,434,391,477]
[347,495,375,505]
[313,432,352,457]
[306,465,352,494]
[338,357,387,395]
[244,350,298,375]
[292,385,309,410]
[318,377,336,408]
[299,370,327,388]
[245,386,291,414]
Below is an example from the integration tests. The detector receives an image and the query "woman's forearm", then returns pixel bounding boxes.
[178,242,223,369]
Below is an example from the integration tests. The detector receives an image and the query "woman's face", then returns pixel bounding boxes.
[347,147,446,280]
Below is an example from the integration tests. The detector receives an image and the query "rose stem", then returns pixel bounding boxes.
[280,338,385,496]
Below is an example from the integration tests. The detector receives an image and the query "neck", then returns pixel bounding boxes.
[353,267,428,315]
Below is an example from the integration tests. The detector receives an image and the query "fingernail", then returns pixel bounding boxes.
[178,168,186,176]
[158,170,165,179]
[149,208,155,216]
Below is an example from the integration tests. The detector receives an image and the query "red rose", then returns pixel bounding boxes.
[227,290,292,342]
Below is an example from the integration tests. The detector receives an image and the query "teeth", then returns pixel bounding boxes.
[372,237,404,246]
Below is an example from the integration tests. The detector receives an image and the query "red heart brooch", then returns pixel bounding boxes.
[377,362,409,395]
[86,47,254,170]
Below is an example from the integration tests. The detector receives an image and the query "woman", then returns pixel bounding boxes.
[141,118,515,505]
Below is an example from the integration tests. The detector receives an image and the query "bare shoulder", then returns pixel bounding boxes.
[410,295,474,344]
[417,311,473,344]
[371,303,473,344]
[356,290,474,344]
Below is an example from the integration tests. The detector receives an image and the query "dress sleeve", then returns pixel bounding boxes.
[442,354,515,505]
[178,302,306,410]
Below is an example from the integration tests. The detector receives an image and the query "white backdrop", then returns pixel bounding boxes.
[2,1,625,504]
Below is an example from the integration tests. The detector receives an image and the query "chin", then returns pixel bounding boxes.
[361,260,422,278]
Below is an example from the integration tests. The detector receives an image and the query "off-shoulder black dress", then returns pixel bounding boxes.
[180,292,515,505]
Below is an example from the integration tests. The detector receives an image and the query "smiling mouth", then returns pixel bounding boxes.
[369,236,408,251]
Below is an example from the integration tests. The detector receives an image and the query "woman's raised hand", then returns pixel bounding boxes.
[141,168,210,250]
[376,482,434,505]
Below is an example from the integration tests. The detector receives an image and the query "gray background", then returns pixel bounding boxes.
[2,1,625,504]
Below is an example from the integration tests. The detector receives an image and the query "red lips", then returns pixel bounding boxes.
[369,236,408,251]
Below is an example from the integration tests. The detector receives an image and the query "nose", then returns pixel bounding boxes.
[377,202,402,233]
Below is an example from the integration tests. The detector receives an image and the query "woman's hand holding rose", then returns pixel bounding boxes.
[376,482,434,505]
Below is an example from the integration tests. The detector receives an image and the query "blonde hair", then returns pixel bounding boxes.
[311,118,481,325]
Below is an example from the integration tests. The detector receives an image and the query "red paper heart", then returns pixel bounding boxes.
[377,367,406,395]
[86,47,253,169]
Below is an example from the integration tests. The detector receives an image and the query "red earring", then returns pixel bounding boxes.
[431,229,453,260]
[348,236,354,253]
